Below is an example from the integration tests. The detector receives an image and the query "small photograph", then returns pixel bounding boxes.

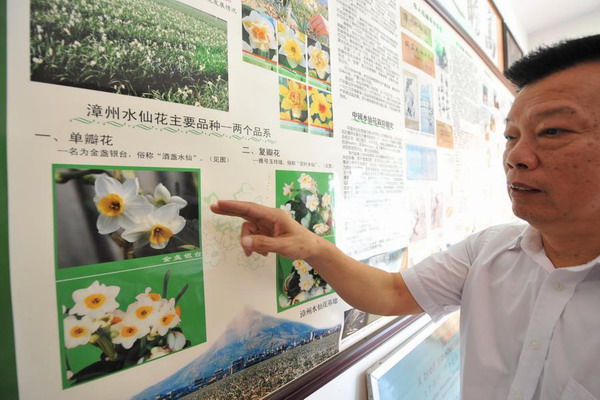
[277,22,307,82]
[134,308,341,400]
[341,308,371,339]
[409,191,428,242]
[242,5,278,71]
[54,166,200,270]
[30,0,229,111]
[57,263,206,388]
[402,33,435,77]
[308,86,334,137]
[242,0,330,47]
[404,71,420,131]
[406,144,438,181]
[419,83,435,135]
[279,76,309,132]
[307,37,331,91]
[275,170,335,311]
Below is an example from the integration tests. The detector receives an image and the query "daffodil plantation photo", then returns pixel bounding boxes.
[53,166,201,269]
[30,0,229,111]
[275,170,335,311]
[56,265,207,387]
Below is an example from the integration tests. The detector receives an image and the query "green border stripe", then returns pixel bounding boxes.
[0,0,20,398]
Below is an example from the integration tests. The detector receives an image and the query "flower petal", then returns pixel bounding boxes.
[97,214,121,234]
[153,183,170,201]
[122,178,140,200]
[94,175,121,198]
[155,203,180,223]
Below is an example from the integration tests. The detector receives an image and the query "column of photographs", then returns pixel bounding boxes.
[52,165,206,388]
[241,0,333,137]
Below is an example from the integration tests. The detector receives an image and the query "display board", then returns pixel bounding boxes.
[1,0,516,399]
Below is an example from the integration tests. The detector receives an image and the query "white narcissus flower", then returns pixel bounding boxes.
[111,314,150,349]
[308,41,330,80]
[242,10,276,52]
[298,173,317,192]
[93,175,153,234]
[321,193,331,208]
[146,183,187,210]
[283,182,294,196]
[167,331,186,351]
[313,223,329,235]
[279,33,306,69]
[63,315,101,349]
[69,280,120,319]
[299,273,315,291]
[306,194,319,212]
[293,259,313,274]
[126,296,161,328]
[121,203,185,250]
[277,22,293,45]
[280,203,295,218]
[152,299,181,336]
[135,287,164,304]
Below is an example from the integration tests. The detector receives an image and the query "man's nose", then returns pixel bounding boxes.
[504,137,539,170]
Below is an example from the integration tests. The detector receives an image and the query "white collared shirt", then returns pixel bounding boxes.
[402,223,600,400]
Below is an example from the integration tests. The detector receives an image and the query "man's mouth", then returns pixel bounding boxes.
[509,183,541,192]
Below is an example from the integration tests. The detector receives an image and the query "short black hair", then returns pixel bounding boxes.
[504,34,600,89]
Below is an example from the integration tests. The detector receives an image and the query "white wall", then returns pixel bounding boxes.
[494,0,529,51]
[528,7,600,49]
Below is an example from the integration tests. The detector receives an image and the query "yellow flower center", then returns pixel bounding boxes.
[288,90,303,108]
[120,325,138,338]
[135,306,154,320]
[70,326,88,338]
[148,293,161,301]
[311,49,327,70]
[150,224,174,245]
[84,293,107,309]
[161,314,175,326]
[284,38,302,64]
[97,193,125,216]
[251,25,268,43]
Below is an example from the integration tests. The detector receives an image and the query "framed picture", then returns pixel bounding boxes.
[366,313,460,400]
[503,22,524,70]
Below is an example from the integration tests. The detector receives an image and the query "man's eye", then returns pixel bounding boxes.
[541,128,566,136]
[504,135,516,141]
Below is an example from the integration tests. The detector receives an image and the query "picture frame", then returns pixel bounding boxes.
[366,313,460,400]
[503,22,524,71]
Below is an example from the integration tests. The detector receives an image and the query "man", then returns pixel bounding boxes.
[211,35,600,400]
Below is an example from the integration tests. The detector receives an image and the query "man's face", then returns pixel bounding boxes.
[503,62,600,229]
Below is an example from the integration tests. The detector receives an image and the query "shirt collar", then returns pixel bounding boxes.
[509,224,600,272]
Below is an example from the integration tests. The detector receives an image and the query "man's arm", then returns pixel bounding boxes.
[211,200,423,316]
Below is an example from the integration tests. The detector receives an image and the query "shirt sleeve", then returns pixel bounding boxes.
[401,228,492,322]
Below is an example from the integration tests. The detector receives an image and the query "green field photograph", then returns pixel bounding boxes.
[31,0,229,110]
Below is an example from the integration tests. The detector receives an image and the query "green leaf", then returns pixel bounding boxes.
[70,360,123,383]
[174,284,189,304]
[162,270,171,298]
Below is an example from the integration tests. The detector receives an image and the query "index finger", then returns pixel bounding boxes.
[210,200,282,223]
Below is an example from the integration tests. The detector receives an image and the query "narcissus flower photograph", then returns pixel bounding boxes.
[54,166,201,269]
